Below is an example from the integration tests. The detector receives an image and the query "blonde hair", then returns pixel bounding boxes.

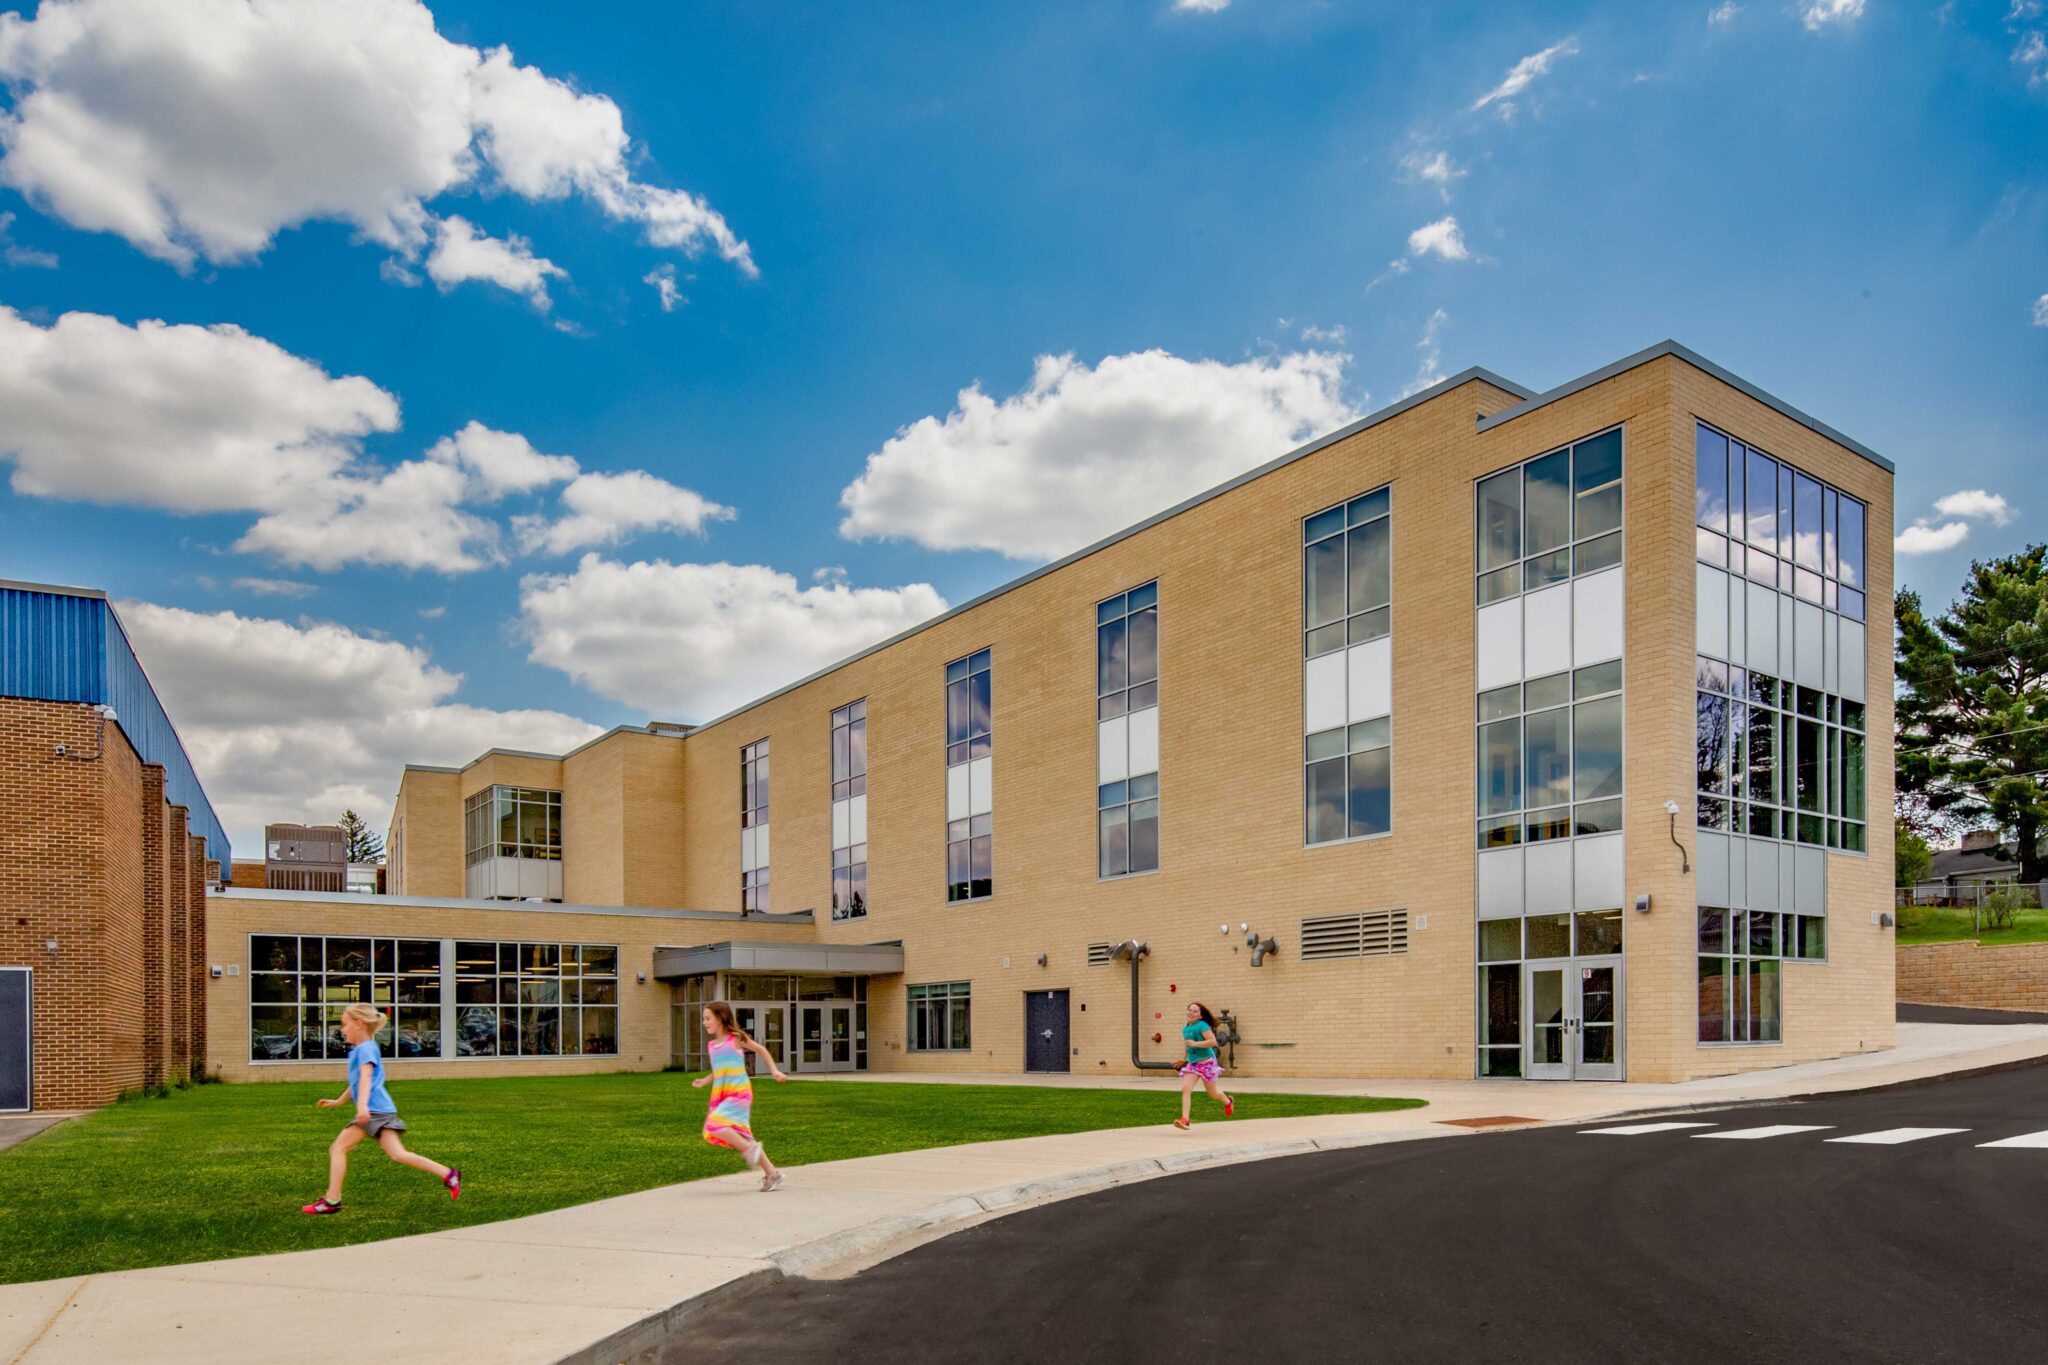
[341,1003,387,1031]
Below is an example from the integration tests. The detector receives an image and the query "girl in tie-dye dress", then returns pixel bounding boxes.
[693,1001,789,1191]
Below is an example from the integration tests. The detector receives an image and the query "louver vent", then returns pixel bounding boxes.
[1300,910,1409,961]
[1086,942,1114,967]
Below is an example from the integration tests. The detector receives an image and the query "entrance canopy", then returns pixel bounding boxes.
[651,939,904,981]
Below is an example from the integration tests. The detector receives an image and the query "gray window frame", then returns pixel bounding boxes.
[906,980,972,1051]
[1303,485,1395,849]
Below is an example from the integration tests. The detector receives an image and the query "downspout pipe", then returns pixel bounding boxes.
[1111,940,1178,1071]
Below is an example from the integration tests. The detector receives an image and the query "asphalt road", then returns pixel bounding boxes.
[644,1065,2048,1365]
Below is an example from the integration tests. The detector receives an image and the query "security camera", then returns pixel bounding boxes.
[1662,800,1680,815]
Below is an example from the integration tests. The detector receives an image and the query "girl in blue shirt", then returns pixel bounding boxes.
[1174,1002,1235,1130]
[301,1003,462,1214]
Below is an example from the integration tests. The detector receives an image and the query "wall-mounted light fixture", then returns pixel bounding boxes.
[1633,894,1653,914]
[1663,799,1690,874]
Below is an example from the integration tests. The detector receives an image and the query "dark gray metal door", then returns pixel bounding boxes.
[1024,989,1070,1073]
[0,969,29,1112]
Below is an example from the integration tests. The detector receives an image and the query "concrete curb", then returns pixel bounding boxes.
[547,1129,1457,1364]
[1584,1046,2048,1124]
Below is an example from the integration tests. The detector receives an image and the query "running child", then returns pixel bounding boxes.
[1174,1001,1234,1130]
[301,1002,461,1215]
[694,1002,789,1191]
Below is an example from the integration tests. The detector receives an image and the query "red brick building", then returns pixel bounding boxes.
[0,581,229,1112]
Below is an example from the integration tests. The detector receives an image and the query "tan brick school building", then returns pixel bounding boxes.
[6,340,1901,1109]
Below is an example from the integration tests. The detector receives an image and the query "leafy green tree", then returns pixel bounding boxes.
[1895,547,2048,884]
[337,809,383,864]
[1894,824,1932,887]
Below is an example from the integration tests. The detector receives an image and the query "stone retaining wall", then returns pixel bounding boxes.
[1897,939,2048,1012]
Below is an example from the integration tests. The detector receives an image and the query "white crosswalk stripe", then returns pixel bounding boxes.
[1825,1127,1971,1145]
[1694,1125,1833,1140]
[1978,1130,2048,1149]
[1582,1121,1717,1135]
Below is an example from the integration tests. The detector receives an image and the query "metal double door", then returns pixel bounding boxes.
[1525,958,1623,1081]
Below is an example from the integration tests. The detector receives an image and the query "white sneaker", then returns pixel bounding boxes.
[760,1171,784,1193]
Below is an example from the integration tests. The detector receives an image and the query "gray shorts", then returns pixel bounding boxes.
[360,1112,407,1137]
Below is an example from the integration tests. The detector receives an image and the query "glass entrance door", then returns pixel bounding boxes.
[732,1006,787,1073]
[1526,962,1572,1079]
[1523,958,1624,1080]
[795,1004,857,1073]
[1575,961,1623,1081]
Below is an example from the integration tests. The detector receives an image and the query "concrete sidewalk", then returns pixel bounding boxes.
[6,1021,2047,1365]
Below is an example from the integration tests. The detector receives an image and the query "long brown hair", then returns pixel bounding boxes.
[704,1000,752,1046]
[1190,1002,1218,1031]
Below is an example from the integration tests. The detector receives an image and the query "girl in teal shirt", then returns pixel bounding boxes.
[1174,1002,1235,1129]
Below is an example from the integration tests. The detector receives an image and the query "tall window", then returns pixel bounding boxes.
[831,700,869,920]
[1098,582,1159,877]
[1694,423,1867,621]
[248,934,440,1062]
[1476,662,1625,849]
[1304,487,1393,845]
[907,981,971,1051]
[463,787,561,866]
[945,649,993,902]
[1697,907,1824,1045]
[1694,421,1868,853]
[452,941,619,1058]
[740,739,770,913]
[1474,428,1622,605]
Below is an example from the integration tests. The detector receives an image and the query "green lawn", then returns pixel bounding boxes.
[0,1072,1421,1285]
[1895,903,2048,946]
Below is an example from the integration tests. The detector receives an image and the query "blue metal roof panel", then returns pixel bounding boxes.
[0,583,231,866]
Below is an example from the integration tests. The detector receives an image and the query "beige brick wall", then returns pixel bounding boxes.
[388,768,462,898]
[203,892,814,1082]
[563,731,688,907]
[1897,941,2048,1011]
[371,351,1896,1083]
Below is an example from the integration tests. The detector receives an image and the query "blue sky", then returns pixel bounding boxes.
[0,0,2043,847]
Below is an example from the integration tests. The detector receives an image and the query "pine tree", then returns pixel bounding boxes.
[1895,547,2048,884]
[337,809,384,864]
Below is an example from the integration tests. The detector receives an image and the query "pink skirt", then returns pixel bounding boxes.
[1179,1058,1221,1082]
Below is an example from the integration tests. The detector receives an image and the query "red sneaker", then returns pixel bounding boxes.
[300,1198,342,1215]
[443,1167,462,1202]
[1225,1099,1235,1117]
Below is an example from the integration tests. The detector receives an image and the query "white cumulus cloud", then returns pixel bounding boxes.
[2033,292,2048,326]
[423,215,565,310]
[1470,37,1579,114]
[1801,0,1866,30]
[1894,521,1970,556]
[116,600,601,852]
[1406,216,1471,261]
[1172,0,1231,11]
[0,0,752,278]
[837,348,1359,561]
[519,556,947,719]
[0,303,399,513]
[426,421,578,500]
[1933,489,2014,525]
[0,303,720,572]
[516,470,736,556]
